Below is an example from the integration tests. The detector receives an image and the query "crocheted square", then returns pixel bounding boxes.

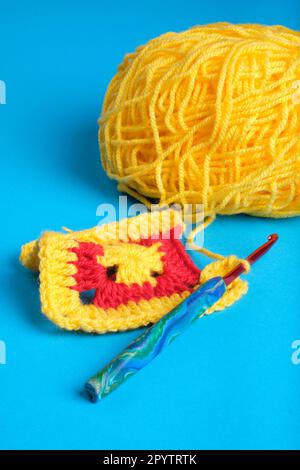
[20,210,201,333]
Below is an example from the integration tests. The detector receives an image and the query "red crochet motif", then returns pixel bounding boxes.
[69,227,200,309]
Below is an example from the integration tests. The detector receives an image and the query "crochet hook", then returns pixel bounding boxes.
[85,234,278,402]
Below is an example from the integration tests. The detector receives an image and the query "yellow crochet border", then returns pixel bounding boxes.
[38,231,196,333]
[22,210,199,333]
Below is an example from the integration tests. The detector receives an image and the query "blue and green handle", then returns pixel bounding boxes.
[85,277,226,402]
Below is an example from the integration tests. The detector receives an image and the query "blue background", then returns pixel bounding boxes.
[0,0,300,450]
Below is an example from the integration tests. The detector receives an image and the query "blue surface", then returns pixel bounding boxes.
[0,0,300,450]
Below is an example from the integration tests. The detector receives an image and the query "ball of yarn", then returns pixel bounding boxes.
[99,23,300,219]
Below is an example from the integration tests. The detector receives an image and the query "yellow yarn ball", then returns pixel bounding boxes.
[99,23,300,219]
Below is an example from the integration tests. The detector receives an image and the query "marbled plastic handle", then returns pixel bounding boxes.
[85,276,226,402]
